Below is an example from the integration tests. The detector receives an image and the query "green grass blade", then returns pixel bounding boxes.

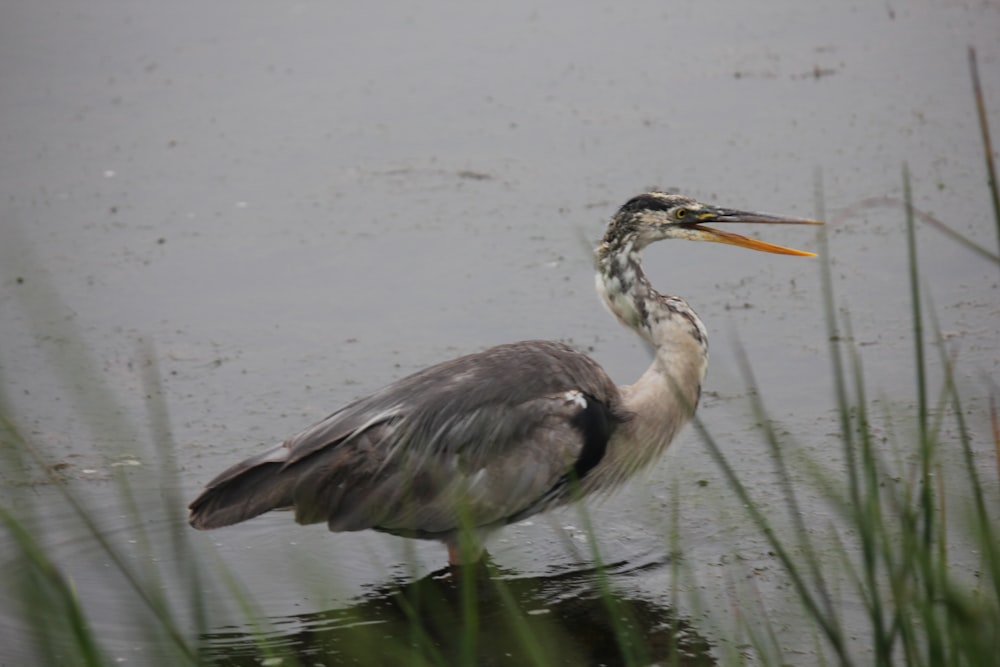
[968,46,1000,255]
[691,413,853,666]
[903,163,944,665]
[0,506,105,666]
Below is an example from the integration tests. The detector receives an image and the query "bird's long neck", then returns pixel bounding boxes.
[591,237,709,483]
[594,237,709,364]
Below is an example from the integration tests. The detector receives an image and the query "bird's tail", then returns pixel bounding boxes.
[188,445,295,530]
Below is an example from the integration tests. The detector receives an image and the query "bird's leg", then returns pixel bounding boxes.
[447,542,462,566]
[447,539,485,566]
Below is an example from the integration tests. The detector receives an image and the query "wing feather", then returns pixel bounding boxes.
[188,340,625,535]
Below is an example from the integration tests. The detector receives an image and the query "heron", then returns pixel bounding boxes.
[188,192,820,565]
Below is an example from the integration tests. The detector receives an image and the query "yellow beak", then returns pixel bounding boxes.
[684,208,823,256]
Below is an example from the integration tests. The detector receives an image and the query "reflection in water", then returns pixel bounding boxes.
[200,558,715,666]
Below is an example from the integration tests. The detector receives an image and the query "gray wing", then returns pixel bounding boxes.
[188,340,625,535]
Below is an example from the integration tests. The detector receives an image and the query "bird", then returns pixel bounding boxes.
[188,192,820,565]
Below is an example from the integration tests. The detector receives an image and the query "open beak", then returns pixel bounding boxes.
[683,208,823,257]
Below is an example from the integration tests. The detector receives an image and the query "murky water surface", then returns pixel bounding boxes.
[1,0,998,664]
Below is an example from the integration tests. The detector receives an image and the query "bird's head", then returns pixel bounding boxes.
[606,192,822,256]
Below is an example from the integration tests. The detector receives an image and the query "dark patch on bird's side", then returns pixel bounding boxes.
[569,392,618,479]
[506,393,622,524]
[382,392,621,541]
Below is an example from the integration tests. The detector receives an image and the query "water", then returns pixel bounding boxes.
[1,0,998,663]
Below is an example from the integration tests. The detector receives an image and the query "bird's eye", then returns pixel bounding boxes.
[674,208,688,220]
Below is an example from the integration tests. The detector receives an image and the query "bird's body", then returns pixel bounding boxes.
[189,193,819,564]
